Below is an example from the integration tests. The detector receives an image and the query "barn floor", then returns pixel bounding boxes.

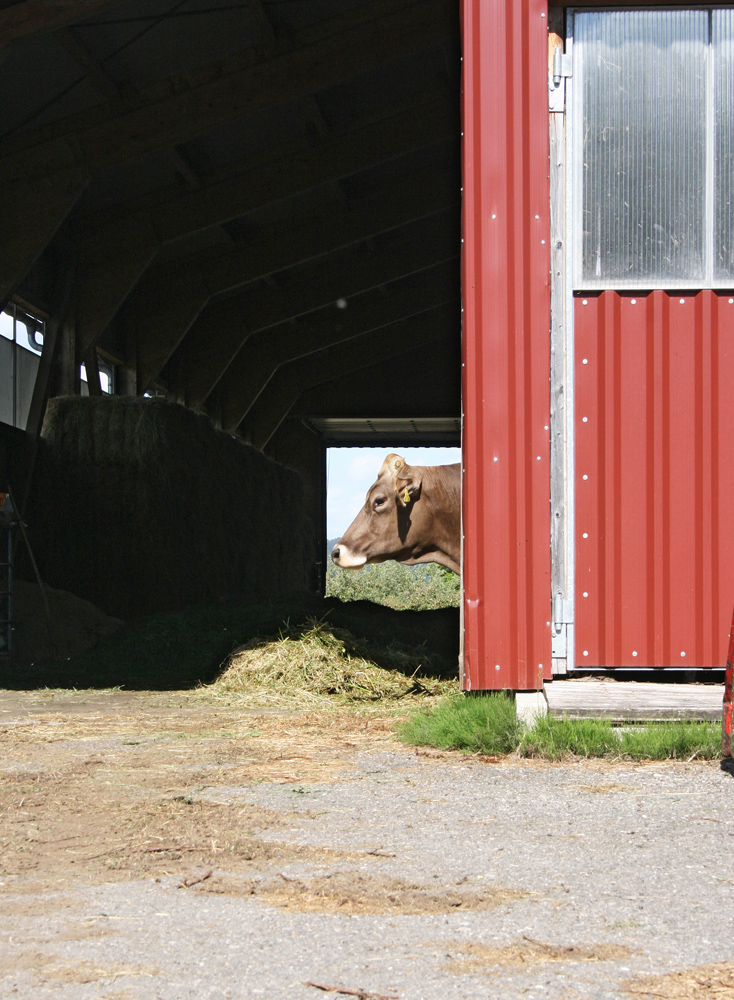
[0,688,732,1000]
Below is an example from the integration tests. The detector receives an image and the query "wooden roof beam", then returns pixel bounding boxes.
[214,262,458,430]
[170,210,459,407]
[129,160,457,393]
[293,343,460,421]
[239,302,457,449]
[1,0,448,169]
[73,97,455,360]
[0,0,451,306]
[54,25,132,110]
[0,1,136,49]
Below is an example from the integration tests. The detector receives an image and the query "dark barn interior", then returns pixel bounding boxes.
[0,0,461,620]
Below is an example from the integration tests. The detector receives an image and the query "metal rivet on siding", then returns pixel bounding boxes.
[631,299,637,305]
[493,456,498,462]
[582,475,588,481]
[495,664,501,670]
[729,299,733,304]
[582,532,588,538]
[535,215,540,220]
[681,651,686,657]
[537,456,541,461]
[582,358,588,364]
[583,650,589,657]
[679,298,685,304]
[544,425,549,430]
[546,621,551,626]
[582,299,588,305]
[492,214,497,219]
[541,239,546,245]
[632,651,638,657]
[583,592,588,598]
[582,416,588,422]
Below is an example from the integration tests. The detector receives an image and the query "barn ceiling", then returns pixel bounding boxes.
[0,0,461,455]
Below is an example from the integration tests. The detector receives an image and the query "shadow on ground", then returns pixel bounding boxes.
[1,595,459,691]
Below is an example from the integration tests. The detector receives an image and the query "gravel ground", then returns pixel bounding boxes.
[0,694,733,999]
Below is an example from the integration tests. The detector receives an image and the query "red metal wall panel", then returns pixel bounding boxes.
[575,291,734,667]
[461,0,551,690]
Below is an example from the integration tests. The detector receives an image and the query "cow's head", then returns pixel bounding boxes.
[331,453,423,569]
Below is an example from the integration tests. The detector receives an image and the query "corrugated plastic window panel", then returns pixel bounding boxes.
[714,9,734,281]
[576,10,707,287]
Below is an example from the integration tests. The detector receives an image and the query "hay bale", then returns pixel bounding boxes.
[23,396,310,618]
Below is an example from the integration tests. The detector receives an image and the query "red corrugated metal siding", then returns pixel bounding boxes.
[575,291,734,667]
[460,0,551,690]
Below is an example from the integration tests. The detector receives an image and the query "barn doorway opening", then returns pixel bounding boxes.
[325,444,461,611]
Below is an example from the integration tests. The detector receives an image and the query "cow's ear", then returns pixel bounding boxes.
[380,453,406,480]
[395,469,422,506]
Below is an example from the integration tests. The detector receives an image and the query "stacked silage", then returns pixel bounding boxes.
[25,396,310,618]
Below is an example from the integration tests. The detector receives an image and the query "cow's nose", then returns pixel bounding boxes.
[331,546,340,563]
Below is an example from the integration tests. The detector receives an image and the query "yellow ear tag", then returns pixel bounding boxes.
[402,487,411,504]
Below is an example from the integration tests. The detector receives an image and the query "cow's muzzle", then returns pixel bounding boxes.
[331,544,366,569]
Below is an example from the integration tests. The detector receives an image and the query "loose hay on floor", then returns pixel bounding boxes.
[624,962,734,999]
[207,618,458,709]
[223,872,526,914]
[436,937,633,973]
[0,952,158,985]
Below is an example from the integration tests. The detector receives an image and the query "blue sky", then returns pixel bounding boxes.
[326,446,461,538]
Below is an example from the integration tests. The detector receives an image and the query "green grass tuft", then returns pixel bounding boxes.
[398,694,521,755]
[399,695,722,760]
[617,720,721,761]
[519,716,619,759]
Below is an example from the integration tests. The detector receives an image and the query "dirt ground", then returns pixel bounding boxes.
[1,688,733,1000]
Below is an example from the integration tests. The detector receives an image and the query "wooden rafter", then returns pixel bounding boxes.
[73,95,455,356]
[214,262,458,430]
[54,25,131,109]
[0,0,136,49]
[0,0,448,173]
[239,302,458,447]
[170,211,459,407]
[0,0,450,306]
[129,160,457,392]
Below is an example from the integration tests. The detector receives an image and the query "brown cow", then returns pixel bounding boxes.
[330,453,461,574]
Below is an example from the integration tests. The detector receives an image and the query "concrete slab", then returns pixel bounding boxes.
[515,689,548,725]
[545,679,724,722]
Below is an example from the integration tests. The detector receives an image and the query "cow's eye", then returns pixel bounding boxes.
[373,496,387,509]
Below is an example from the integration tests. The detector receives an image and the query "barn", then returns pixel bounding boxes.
[462,0,734,692]
[0,0,731,693]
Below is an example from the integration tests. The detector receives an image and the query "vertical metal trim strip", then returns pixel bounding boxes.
[565,12,576,671]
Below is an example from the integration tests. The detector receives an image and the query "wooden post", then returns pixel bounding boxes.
[84,345,102,396]
[25,265,75,440]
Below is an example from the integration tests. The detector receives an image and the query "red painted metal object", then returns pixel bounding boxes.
[724,608,734,757]
[460,0,551,690]
[575,291,734,667]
